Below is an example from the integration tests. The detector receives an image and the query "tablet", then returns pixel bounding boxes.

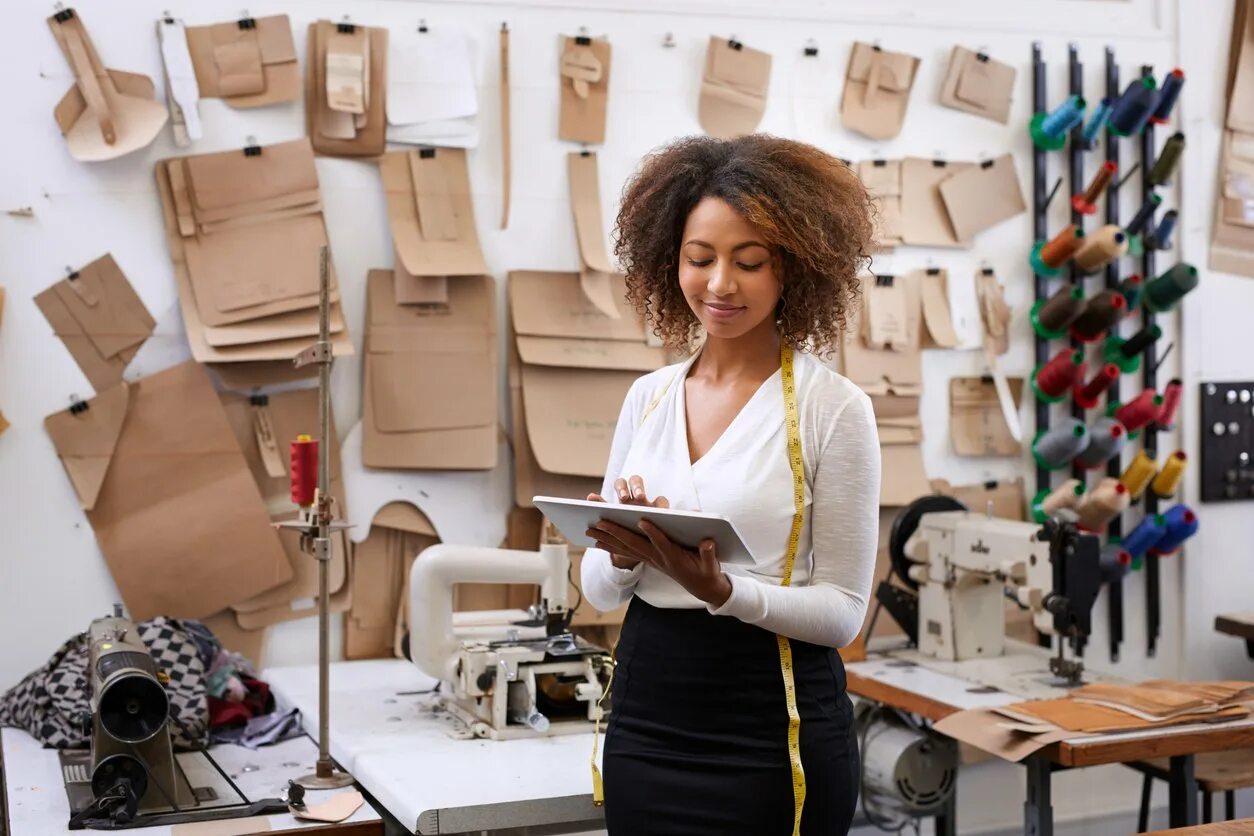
[533,496,756,566]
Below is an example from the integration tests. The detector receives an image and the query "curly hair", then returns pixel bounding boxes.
[613,134,874,355]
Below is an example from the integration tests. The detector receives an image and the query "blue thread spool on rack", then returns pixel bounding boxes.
[1030,95,1086,151]
[1123,513,1167,558]
[1149,504,1198,555]
[1150,69,1185,125]
[1148,209,1178,251]
[1081,97,1114,149]
[1109,76,1159,137]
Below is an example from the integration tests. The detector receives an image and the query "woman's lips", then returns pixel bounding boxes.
[703,301,747,321]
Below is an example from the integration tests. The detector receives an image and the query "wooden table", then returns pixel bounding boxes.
[1216,613,1254,659]
[1143,818,1254,835]
[846,641,1254,836]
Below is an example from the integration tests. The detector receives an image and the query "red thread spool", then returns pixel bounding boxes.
[1116,389,1163,433]
[1074,363,1120,410]
[1157,378,1183,429]
[290,434,319,507]
[1036,348,1086,399]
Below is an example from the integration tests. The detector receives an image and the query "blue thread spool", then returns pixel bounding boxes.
[1099,542,1133,582]
[1030,95,1086,151]
[1149,504,1197,555]
[1148,209,1178,251]
[1082,97,1114,148]
[1109,76,1159,137]
[1150,69,1185,125]
[1123,513,1167,558]
[1125,192,1162,237]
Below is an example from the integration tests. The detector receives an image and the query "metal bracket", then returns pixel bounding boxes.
[293,341,332,369]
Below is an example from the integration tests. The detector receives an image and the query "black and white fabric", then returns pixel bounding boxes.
[0,617,216,750]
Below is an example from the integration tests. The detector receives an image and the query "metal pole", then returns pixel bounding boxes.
[316,245,332,778]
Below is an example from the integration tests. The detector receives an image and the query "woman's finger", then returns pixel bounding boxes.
[613,479,630,502]
[698,539,719,565]
[627,474,647,502]
[637,519,675,552]
[593,521,654,558]
[653,495,669,508]
[587,493,605,503]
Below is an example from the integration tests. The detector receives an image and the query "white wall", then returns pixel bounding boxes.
[3,0,1249,831]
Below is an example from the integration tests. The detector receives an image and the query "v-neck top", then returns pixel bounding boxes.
[580,349,881,649]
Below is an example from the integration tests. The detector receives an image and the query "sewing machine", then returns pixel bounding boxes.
[407,540,612,740]
[880,496,1101,684]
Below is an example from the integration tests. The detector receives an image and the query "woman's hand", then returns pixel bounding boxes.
[587,476,669,571]
[586,517,732,608]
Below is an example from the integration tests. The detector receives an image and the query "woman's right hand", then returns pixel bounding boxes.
[588,475,668,570]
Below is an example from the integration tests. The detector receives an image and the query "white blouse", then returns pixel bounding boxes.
[580,349,881,648]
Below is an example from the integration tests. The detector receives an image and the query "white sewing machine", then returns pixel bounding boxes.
[407,541,612,740]
[882,497,1101,683]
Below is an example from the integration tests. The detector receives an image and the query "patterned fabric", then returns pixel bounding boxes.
[0,617,216,750]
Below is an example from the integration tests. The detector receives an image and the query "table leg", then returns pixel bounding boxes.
[1167,754,1198,827]
[934,783,957,836]
[1024,756,1053,836]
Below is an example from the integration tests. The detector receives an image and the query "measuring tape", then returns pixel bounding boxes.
[592,342,808,835]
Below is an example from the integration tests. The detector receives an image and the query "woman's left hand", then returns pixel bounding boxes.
[586,519,732,608]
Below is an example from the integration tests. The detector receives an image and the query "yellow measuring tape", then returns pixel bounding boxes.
[591,342,807,835]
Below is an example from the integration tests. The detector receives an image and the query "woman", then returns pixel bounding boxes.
[581,134,880,836]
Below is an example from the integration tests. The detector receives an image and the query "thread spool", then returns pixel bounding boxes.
[1073,363,1120,410]
[1075,478,1131,530]
[1102,323,1162,374]
[1148,209,1178,251]
[1148,133,1185,186]
[1149,504,1198,555]
[290,434,318,507]
[1150,450,1187,499]
[1069,290,1127,342]
[1075,418,1126,469]
[1030,95,1086,150]
[1114,389,1163,435]
[1118,274,1144,308]
[1030,225,1086,277]
[1157,378,1182,429]
[1109,75,1160,137]
[1121,449,1157,499]
[1073,224,1128,273]
[1150,69,1185,125]
[1143,263,1199,312]
[1125,192,1162,237]
[1082,97,1114,148]
[1032,419,1089,471]
[1072,161,1118,215]
[1099,542,1133,582]
[1032,347,1086,403]
[1031,285,1086,338]
[1123,513,1167,558]
[1032,479,1086,523]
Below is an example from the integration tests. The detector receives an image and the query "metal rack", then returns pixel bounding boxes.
[1103,49,1125,663]
[1139,65,1163,658]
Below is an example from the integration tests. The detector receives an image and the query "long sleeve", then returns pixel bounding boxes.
[580,383,647,612]
[708,391,880,648]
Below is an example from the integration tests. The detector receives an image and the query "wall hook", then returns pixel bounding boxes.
[662,32,675,48]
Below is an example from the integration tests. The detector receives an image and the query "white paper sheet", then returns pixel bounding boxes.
[387,30,478,127]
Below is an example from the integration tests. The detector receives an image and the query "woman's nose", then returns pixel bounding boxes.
[707,262,737,296]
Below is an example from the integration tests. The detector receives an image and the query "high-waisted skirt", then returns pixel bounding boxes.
[602,597,859,836]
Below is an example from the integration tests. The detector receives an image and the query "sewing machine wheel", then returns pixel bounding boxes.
[91,753,147,823]
[536,674,580,704]
[888,495,967,590]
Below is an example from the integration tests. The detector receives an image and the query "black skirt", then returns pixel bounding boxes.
[602,597,860,836]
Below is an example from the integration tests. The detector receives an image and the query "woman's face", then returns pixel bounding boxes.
[678,196,782,341]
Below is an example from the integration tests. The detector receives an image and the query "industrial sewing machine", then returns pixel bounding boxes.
[879,496,1101,684]
[407,538,613,740]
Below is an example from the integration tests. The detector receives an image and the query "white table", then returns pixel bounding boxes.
[1,727,382,835]
[264,660,606,835]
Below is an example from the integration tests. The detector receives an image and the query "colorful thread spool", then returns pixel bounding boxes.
[1076,418,1126,469]
[1031,285,1086,339]
[1121,449,1157,500]
[1150,69,1185,125]
[1073,224,1129,274]
[1149,504,1198,555]
[290,434,318,507]
[1032,419,1089,471]
[1148,133,1185,186]
[1114,388,1164,436]
[1143,263,1199,312]
[1150,450,1187,499]
[1109,75,1160,137]
[1125,192,1163,237]
[1074,363,1120,410]
[1032,478,1086,523]
[1030,95,1086,151]
[1099,542,1133,582]
[1030,225,1086,277]
[1076,478,1131,530]
[1082,97,1114,148]
[1072,161,1118,215]
[1123,513,1168,558]
[1157,378,1183,430]
[1070,290,1127,342]
[1118,274,1144,309]
[1102,323,1162,374]
[1032,347,1086,403]
[1148,209,1178,251]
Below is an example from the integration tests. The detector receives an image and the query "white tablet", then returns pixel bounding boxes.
[533,496,756,566]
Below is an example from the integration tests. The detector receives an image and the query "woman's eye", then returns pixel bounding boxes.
[737,262,765,272]
[687,258,714,267]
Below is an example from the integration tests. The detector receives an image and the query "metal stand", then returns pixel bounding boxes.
[287,246,354,791]
[1167,754,1198,827]
[1024,756,1054,836]
[1103,48,1126,663]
